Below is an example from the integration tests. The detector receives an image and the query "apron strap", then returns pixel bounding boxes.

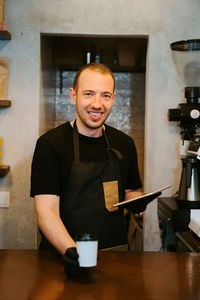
[103,129,123,160]
[72,120,123,162]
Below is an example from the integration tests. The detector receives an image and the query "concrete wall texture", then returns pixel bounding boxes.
[0,0,200,250]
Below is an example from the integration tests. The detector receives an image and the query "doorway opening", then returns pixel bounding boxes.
[40,34,148,182]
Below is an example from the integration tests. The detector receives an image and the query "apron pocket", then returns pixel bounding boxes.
[103,180,119,212]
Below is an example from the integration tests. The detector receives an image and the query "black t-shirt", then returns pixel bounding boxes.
[30,122,142,199]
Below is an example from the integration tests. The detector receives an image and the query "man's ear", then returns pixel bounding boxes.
[112,91,116,104]
[69,88,76,104]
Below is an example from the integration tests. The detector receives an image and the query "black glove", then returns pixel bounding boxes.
[124,191,162,214]
[125,201,147,214]
[62,247,80,278]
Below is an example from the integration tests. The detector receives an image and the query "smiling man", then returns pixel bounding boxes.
[70,64,116,136]
[30,63,144,277]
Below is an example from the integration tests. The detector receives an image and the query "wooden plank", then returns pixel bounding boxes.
[0,30,11,40]
[0,100,11,107]
[0,165,10,176]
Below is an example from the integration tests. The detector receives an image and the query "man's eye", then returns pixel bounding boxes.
[84,92,93,97]
[103,94,111,99]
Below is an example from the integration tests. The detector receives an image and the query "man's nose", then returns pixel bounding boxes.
[91,94,103,108]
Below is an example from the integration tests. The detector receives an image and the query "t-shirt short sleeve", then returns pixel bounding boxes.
[30,138,60,197]
[124,138,142,190]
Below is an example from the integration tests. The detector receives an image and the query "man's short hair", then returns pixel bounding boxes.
[73,62,115,91]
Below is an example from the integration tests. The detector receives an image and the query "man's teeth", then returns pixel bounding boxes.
[89,112,103,116]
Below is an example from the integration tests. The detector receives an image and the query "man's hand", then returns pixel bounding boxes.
[124,192,162,214]
[63,247,80,278]
[124,200,147,214]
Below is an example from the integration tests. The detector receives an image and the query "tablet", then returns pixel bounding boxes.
[113,185,172,207]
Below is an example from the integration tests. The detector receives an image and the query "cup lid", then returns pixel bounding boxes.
[76,233,98,241]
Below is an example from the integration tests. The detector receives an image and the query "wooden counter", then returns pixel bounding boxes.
[0,250,200,299]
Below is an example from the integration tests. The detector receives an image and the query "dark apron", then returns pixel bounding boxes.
[60,122,127,249]
[39,122,127,250]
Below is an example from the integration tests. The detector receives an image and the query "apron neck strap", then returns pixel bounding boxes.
[103,127,123,160]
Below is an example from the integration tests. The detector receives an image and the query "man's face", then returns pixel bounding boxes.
[70,69,116,137]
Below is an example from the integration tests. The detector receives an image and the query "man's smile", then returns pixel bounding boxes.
[88,112,103,116]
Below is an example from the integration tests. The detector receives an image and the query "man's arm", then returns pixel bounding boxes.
[34,194,76,254]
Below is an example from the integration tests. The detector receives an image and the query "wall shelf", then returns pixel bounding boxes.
[0,165,10,176]
[0,30,11,40]
[0,100,11,107]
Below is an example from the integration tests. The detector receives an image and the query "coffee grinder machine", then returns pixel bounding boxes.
[168,39,200,209]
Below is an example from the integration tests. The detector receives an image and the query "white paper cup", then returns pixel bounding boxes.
[76,233,98,267]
